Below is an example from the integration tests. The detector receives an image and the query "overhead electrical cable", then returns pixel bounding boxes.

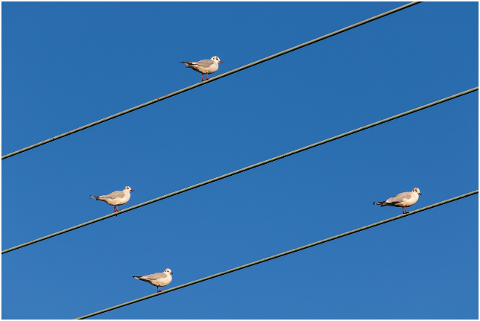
[75,190,478,319]
[1,1,421,160]
[2,86,476,255]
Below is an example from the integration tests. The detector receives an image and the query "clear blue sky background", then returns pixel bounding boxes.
[2,1,478,319]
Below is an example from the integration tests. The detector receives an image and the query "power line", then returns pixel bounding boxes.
[75,190,478,319]
[2,86,476,255]
[3,87,477,254]
[1,1,421,160]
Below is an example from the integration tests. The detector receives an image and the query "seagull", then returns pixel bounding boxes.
[133,268,173,293]
[374,187,422,214]
[182,56,223,81]
[90,186,133,213]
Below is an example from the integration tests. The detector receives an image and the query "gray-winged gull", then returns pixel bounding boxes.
[133,268,173,293]
[90,186,133,213]
[374,187,422,214]
[182,56,223,81]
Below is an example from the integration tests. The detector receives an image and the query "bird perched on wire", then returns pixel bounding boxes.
[133,268,173,293]
[374,187,422,214]
[182,56,223,81]
[90,186,133,213]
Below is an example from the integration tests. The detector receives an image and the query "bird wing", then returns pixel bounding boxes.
[193,59,214,67]
[387,192,412,204]
[142,272,167,280]
[101,190,125,200]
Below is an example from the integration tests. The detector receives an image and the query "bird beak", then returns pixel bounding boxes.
[219,60,223,63]
[419,193,422,195]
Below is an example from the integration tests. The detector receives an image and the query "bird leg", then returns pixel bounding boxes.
[157,287,162,293]
[403,206,408,214]
[206,72,209,80]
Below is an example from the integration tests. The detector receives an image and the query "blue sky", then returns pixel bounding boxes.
[2,1,478,319]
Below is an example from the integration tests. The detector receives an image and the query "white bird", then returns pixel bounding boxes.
[182,56,223,81]
[90,186,133,213]
[133,268,173,293]
[374,187,422,214]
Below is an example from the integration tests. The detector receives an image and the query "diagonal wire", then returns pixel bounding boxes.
[1,1,421,160]
[2,87,477,254]
[76,190,478,319]
[2,86,476,255]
